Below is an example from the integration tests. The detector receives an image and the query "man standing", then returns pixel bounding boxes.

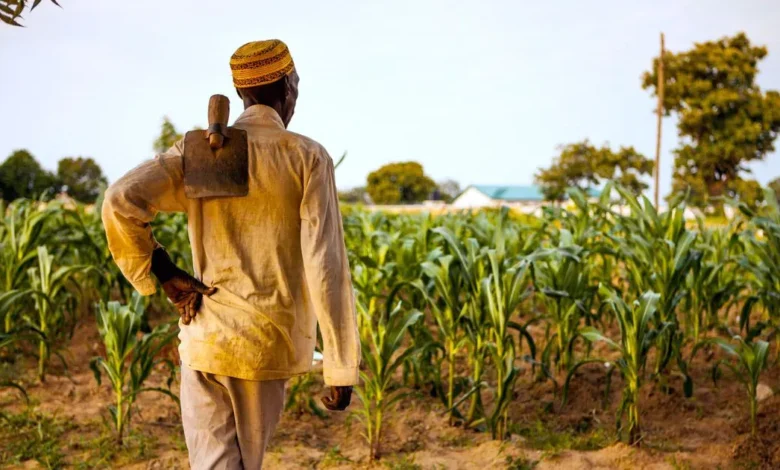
[102,39,360,469]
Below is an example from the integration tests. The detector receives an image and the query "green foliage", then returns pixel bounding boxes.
[435,179,461,203]
[642,32,780,210]
[0,0,59,27]
[26,245,95,382]
[566,288,668,446]
[339,186,369,204]
[56,157,107,204]
[366,162,437,205]
[0,150,59,202]
[285,372,327,418]
[768,178,780,205]
[0,409,71,469]
[90,293,178,445]
[712,336,770,436]
[152,117,183,154]
[354,296,422,461]
[737,188,780,329]
[535,140,653,202]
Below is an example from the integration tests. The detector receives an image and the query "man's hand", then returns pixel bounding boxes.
[161,272,217,325]
[152,247,216,325]
[321,386,352,411]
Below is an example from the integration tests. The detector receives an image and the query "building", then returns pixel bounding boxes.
[451,185,548,211]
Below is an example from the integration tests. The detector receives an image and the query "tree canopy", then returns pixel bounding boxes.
[769,177,780,205]
[57,157,107,203]
[642,32,780,210]
[0,149,59,201]
[366,162,437,205]
[535,140,653,201]
[153,117,183,154]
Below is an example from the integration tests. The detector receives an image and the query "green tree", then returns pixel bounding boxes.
[769,177,780,205]
[0,150,58,201]
[57,157,108,203]
[366,162,436,205]
[642,32,780,210]
[153,117,183,154]
[339,186,370,204]
[0,0,58,27]
[435,179,461,202]
[535,140,653,201]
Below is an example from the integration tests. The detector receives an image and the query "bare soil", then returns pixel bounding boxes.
[2,319,778,469]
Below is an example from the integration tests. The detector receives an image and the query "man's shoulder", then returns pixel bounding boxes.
[278,129,329,158]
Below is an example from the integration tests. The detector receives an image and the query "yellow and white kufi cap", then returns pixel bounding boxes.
[230,39,295,89]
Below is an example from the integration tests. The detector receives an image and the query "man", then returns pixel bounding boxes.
[102,39,360,469]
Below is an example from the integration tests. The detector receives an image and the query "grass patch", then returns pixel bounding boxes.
[71,427,158,470]
[0,409,73,469]
[319,445,352,467]
[510,420,612,457]
[505,455,539,469]
[384,454,422,470]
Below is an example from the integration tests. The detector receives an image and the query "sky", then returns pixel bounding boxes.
[1,0,779,196]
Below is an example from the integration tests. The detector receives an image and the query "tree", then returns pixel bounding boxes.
[153,117,183,154]
[366,162,436,205]
[1,0,59,27]
[0,149,58,201]
[769,178,780,205]
[535,140,653,201]
[435,179,461,202]
[339,186,370,204]
[642,33,780,210]
[57,157,108,203]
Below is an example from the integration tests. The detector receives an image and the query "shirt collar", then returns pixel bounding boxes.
[234,104,285,129]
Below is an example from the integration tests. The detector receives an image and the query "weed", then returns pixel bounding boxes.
[384,454,422,470]
[319,445,352,467]
[0,409,72,469]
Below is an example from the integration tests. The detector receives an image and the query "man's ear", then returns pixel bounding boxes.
[236,88,243,99]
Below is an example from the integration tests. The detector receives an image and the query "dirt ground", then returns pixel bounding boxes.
[2,319,779,469]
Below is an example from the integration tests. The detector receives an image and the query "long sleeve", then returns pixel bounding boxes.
[102,142,187,295]
[300,151,361,386]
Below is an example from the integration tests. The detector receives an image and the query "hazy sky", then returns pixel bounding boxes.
[1,0,779,195]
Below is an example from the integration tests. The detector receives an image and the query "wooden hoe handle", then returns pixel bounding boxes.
[207,94,230,150]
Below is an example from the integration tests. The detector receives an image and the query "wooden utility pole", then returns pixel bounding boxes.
[654,33,665,208]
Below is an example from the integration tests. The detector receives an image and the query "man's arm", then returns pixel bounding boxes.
[102,145,215,320]
[300,150,361,410]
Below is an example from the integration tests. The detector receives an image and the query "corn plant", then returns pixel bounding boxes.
[606,186,700,378]
[90,293,178,445]
[529,239,595,372]
[418,255,468,424]
[480,250,532,439]
[353,296,422,461]
[685,221,746,344]
[433,227,489,426]
[285,371,327,418]
[712,336,770,436]
[737,189,780,341]
[0,199,62,294]
[565,287,670,446]
[0,325,44,403]
[25,246,97,382]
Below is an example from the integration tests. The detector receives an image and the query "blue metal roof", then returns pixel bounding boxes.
[471,185,546,201]
[470,185,600,201]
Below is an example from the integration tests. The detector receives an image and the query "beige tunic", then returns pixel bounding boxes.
[102,104,360,385]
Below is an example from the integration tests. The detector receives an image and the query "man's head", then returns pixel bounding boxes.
[230,40,299,127]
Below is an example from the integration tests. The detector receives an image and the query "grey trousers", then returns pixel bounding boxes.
[180,365,287,470]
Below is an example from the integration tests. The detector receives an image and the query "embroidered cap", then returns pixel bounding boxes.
[230,39,296,89]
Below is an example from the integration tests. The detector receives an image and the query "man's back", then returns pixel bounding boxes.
[102,104,360,384]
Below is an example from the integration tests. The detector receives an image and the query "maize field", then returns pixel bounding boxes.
[1,182,780,469]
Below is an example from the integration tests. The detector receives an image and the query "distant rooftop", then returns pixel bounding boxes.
[472,185,545,201]
[468,185,601,202]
